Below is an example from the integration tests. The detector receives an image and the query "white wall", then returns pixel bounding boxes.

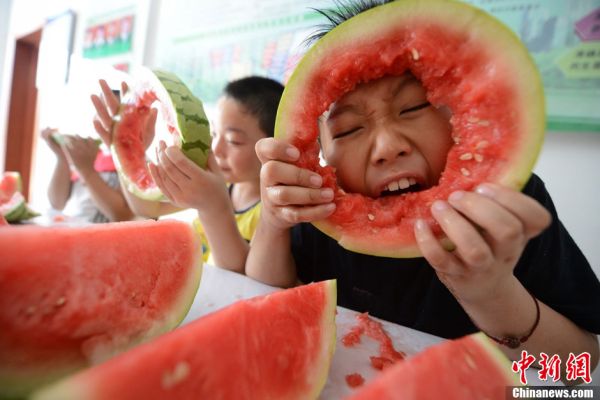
[0,0,14,169]
[534,132,600,278]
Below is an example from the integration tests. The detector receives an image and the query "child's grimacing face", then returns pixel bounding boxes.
[211,96,265,184]
[319,73,454,198]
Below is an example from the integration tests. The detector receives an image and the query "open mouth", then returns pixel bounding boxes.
[379,177,422,197]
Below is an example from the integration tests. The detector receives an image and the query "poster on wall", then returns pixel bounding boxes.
[82,7,135,72]
[156,0,599,131]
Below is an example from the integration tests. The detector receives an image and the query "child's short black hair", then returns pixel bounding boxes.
[222,76,284,138]
[307,0,395,45]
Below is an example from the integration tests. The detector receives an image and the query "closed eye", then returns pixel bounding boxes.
[333,127,361,140]
[400,102,430,115]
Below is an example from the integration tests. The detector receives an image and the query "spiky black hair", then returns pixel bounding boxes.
[304,0,396,46]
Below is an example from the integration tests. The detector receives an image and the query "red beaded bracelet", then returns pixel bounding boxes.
[478,290,540,349]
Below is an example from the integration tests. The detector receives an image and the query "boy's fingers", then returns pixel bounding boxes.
[261,161,322,189]
[92,119,111,146]
[149,162,178,201]
[447,190,526,259]
[99,79,120,116]
[278,203,336,225]
[121,81,129,95]
[474,183,551,238]
[255,137,300,164]
[266,186,334,206]
[158,145,191,182]
[164,146,200,179]
[430,200,495,269]
[90,94,113,129]
[414,219,463,275]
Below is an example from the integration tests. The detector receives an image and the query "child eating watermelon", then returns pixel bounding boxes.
[91,76,284,273]
[245,0,600,380]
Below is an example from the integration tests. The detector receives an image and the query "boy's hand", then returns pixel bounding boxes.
[414,183,551,305]
[91,79,156,149]
[62,136,100,177]
[148,142,230,215]
[255,137,336,231]
[41,127,65,158]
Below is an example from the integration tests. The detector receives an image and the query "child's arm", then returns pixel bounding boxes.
[148,143,248,273]
[91,79,181,219]
[41,128,71,210]
[63,135,134,222]
[414,183,599,377]
[245,138,336,287]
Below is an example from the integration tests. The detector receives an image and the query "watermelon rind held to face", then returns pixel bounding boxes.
[276,0,545,257]
[111,67,212,201]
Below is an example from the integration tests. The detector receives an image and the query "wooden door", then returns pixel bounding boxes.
[4,29,41,200]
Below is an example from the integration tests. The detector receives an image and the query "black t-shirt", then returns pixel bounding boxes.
[291,174,600,339]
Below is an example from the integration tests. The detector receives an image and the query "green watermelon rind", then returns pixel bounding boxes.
[275,0,545,258]
[0,221,203,399]
[0,192,40,223]
[111,67,211,200]
[152,69,211,169]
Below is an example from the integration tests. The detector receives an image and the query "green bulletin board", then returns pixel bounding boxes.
[156,0,600,131]
[465,0,600,131]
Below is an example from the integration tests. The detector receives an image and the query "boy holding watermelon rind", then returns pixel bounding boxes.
[92,77,284,273]
[41,127,134,223]
[246,1,600,380]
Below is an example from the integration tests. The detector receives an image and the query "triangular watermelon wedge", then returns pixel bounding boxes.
[31,280,337,400]
[346,333,520,400]
[0,220,202,398]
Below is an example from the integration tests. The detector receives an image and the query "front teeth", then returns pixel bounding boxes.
[386,178,417,192]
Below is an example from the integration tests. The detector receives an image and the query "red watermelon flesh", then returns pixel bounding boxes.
[276,0,545,257]
[0,171,21,202]
[0,213,7,226]
[0,220,202,399]
[31,280,337,400]
[345,333,520,400]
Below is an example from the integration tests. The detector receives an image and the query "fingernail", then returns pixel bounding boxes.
[414,219,427,231]
[432,200,449,212]
[321,188,333,199]
[286,147,300,160]
[325,203,336,212]
[310,174,322,187]
[448,190,464,203]
[475,184,495,198]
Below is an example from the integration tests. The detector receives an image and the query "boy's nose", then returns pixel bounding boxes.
[370,127,413,165]
[211,135,226,158]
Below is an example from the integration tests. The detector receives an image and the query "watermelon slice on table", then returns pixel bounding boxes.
[346,333,520,400]
[31,280,337,400]
[276,0,545,257]
[0,171,39,223]
[0,171,22,202]
[112,67,212,200]
[0,220,202,399]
